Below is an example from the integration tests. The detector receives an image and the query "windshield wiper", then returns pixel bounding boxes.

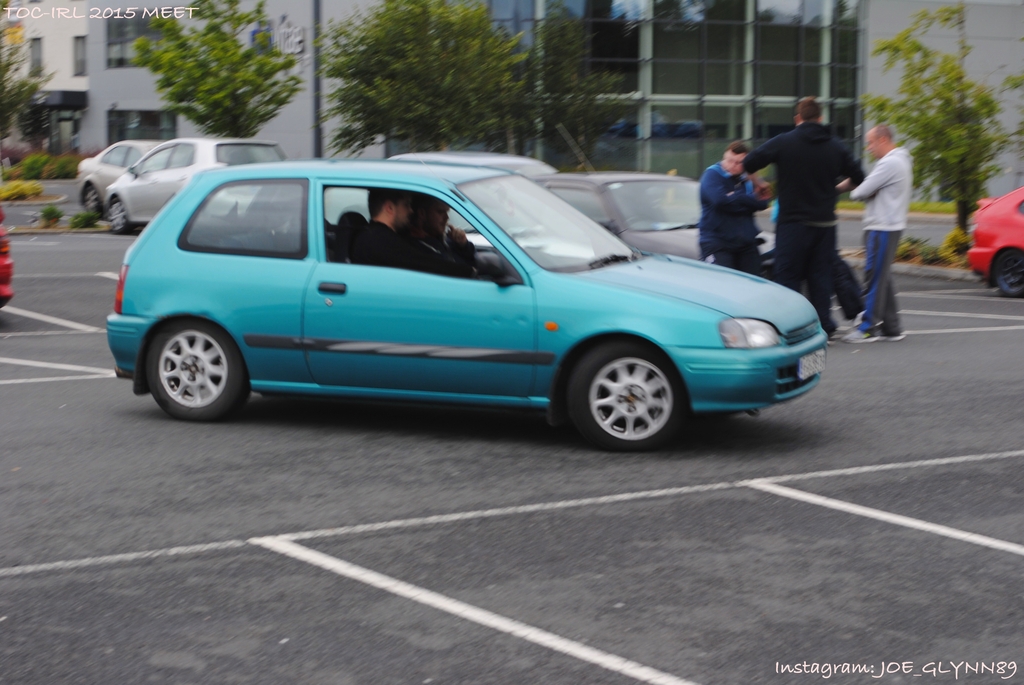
[588,253,635,269]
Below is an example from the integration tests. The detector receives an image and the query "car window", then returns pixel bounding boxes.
[136,147,174,175]
[606,180,701,231]
[548,186,612,225]
[124,147,144,167]
[324,187,369,225]
[459,175,633,272]
[101,146,127,167]
[180,180,308,259]
[216,144,286,166]
[168,144,195,169]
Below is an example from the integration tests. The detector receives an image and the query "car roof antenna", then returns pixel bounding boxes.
[555,123,597,173]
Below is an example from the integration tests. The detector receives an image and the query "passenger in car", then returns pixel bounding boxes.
[405,194,476,267]
[350,189,476,278]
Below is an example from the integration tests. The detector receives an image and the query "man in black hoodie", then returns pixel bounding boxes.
[743,97,864,337]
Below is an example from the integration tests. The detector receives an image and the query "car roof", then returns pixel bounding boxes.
[535,171,699,185]
[152,137,281,147]
[390,152,558,176]
[192,158,512,187]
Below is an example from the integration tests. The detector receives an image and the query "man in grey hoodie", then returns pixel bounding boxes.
[838,124,913,342]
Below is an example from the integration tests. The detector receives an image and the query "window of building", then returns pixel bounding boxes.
[29,38,42,73]
[107,17,161,68]
[107,110,177,144]
[73,36,86,76]
[181,181,309,260]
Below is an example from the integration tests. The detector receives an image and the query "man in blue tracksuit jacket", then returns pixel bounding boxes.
[698,140,769,276]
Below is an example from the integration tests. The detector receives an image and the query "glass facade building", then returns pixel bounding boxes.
[490,0,862,177]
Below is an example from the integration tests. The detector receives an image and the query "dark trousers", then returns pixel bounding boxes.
[703,244,762,276]
[774,222,837,334]
[832,252,864,320]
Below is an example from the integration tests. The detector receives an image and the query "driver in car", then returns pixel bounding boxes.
[404,194,476,267]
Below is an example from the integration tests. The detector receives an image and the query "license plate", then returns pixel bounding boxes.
[798,348,826,380]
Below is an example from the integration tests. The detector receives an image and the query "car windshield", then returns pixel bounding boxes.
[606,180,701,231]
[215,144,286,166]
[459,174,636,272]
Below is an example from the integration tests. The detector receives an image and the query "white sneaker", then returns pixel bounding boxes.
[878,333,906,342]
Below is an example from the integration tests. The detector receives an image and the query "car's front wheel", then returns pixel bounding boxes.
[994,249,1024,297]
[147,320,249,421]
[108,197,132,235]
[567,342,685,451]
[83,184,103,216]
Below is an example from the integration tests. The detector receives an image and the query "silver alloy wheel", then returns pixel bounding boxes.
[109,199,128,233]
[158,330,229,409]
[587,357,673,441]
[84,185,102,215]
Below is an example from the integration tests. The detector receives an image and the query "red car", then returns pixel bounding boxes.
[0,206,12,308]
[968,185,1024,296]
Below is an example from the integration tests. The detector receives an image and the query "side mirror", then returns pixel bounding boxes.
[127,165,139,178]
[599,220,620,233]
[475,252,523,286]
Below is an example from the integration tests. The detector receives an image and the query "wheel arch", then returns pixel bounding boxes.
[989,246,1024,287]
[133,314,251,396]
[545,332,690,427]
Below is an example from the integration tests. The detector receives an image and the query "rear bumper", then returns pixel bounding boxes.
[669,332,828,413]
[0,256,13,306]
[966,246,994,280]
[107,313,154,375]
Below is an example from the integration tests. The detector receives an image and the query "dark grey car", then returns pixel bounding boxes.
[535,172,774,272]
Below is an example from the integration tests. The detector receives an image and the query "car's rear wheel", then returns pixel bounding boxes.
[147,320,249,421]
[567,342,685,451]
[83,184,103,216]
[108,197,132,235]
[994,249,1024,297]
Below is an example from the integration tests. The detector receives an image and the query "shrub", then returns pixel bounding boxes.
[937,227,972,265]
[896,235,957,266]
[1,166,23,181]
[49,155,82,179]
[20,153,52,180]
[0,180,45,201]
[69,211,100,229]
[40,204,64,224]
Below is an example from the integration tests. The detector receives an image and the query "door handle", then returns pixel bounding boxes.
[318,282,347,294]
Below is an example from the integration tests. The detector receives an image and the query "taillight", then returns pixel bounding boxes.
[114,264,128,314]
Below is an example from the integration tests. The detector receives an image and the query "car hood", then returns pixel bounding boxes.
[577,255,816,333]
[621,227,775,258]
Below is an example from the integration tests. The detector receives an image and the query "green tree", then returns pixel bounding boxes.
[509,5,631,162]
[863,2,1013,243]
[17,101,50,149]
[321,0,522,154]
[134,0,302,138]
[0,2,50,152]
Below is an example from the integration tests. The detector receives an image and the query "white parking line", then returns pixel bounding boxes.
[12,272,119,279]
[4,449,1023,579]
[0,541,246,578]
[901,288,989,294]
[0,373,115,385]
[251,536,699,685]
[0,306,102,332]
[907,325,1024,335]
[0,356,114,374]
[901,309,1024,322]
[745,481,1024,558]
[0,330,105,338]
[900,293,1014,303]
[95,272,120,280]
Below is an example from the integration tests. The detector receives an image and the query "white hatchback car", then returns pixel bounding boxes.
[104,138,285,234]
[76,140,161,216]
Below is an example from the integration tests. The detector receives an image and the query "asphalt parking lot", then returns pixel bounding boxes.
[2,233,1023,684]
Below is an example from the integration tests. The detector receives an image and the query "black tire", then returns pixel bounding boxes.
[108,197,133,235]
[994,249,1024,298]
[566,341,686,451]
[146,319,250,421]
[82,183,103,217]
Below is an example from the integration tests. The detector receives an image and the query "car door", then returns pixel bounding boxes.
[126,145,175,220]
[136,143,195,221]
[302,184,538,398]
[96,145,128,191]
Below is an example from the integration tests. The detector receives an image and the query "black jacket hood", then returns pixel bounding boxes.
[796,122,834,144]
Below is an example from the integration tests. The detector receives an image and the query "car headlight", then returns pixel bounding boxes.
[719,318,780,348]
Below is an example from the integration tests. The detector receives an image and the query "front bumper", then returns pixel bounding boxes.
[0,256,13,306]
[668,331,828,413]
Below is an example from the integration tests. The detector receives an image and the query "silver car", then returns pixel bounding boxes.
[104,138,286,234]
[76,140,161,216]
[388,151,558,177]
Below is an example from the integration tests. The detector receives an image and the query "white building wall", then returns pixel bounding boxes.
[8,0,88,92]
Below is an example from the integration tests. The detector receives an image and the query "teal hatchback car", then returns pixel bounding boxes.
[107,160,826,451]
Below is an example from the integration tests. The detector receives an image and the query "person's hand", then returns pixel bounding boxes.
[755,184,774,201]
[448,226,467,245]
